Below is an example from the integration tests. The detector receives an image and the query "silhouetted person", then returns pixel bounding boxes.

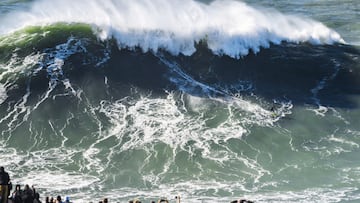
[22,184,34,203]
[56,196,62,203]
[33,193,41,203]
[31,186,36,197]
[12,184,22,203]
[0,166,11,203]
[64,196,71,203]
[45,197,50,203]
[103,198,108,203]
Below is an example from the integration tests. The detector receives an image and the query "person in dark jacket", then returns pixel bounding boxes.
[33,192,41,203]
[21,184,34,203]
[0,166,11,203]
[12,184,22,203]
[55,195,62,203]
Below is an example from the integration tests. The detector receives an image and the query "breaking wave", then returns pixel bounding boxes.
[1,1,360,202]
[0,0,344,58]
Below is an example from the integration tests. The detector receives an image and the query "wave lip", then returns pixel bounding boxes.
[0,0,345,58]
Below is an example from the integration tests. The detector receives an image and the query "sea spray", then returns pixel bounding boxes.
[0,0,344,58]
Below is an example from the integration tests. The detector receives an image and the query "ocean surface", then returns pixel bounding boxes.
[0,0,359,202]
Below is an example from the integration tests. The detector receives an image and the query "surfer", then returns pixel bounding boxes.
[0,166,11,203]
[270,105,275,112]
[270,104,280,118]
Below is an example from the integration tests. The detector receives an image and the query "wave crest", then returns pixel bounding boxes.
[0,0,344,58]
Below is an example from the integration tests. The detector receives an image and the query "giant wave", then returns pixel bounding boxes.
[1,1,360,203]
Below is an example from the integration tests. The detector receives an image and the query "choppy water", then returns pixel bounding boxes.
[0,0,359,202]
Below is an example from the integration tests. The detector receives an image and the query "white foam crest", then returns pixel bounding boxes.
[158,53,291,127]
[98,92,241,161]
[32,37,87,110]
[0,52,42,83]
[309,58,342,116]
[96,90,283,166]
[328,134,359,148]
[0,65,32,137]
[0,0,344,58]
[0,83,7,104]
[249,187,360,203]
[0,146,26,168]
[0,145,100,194]
[302,128,360,158]
[19,171,98,191]
[0,37,88,137]
[122,93,192,151]
[0,53,43,130]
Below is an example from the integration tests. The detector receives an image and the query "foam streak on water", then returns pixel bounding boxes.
[0,0,344,58]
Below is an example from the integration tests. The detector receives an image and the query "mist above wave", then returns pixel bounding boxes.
[0,0,344,58]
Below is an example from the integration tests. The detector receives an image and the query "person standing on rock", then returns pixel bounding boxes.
[0,166,10,203]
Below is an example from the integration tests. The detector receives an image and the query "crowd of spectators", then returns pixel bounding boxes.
[1,166,254,203]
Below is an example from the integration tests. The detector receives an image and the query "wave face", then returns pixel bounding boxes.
[1,0,360,203]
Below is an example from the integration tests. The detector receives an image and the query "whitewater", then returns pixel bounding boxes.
[0,0,359,203]
[0,0,345,57]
